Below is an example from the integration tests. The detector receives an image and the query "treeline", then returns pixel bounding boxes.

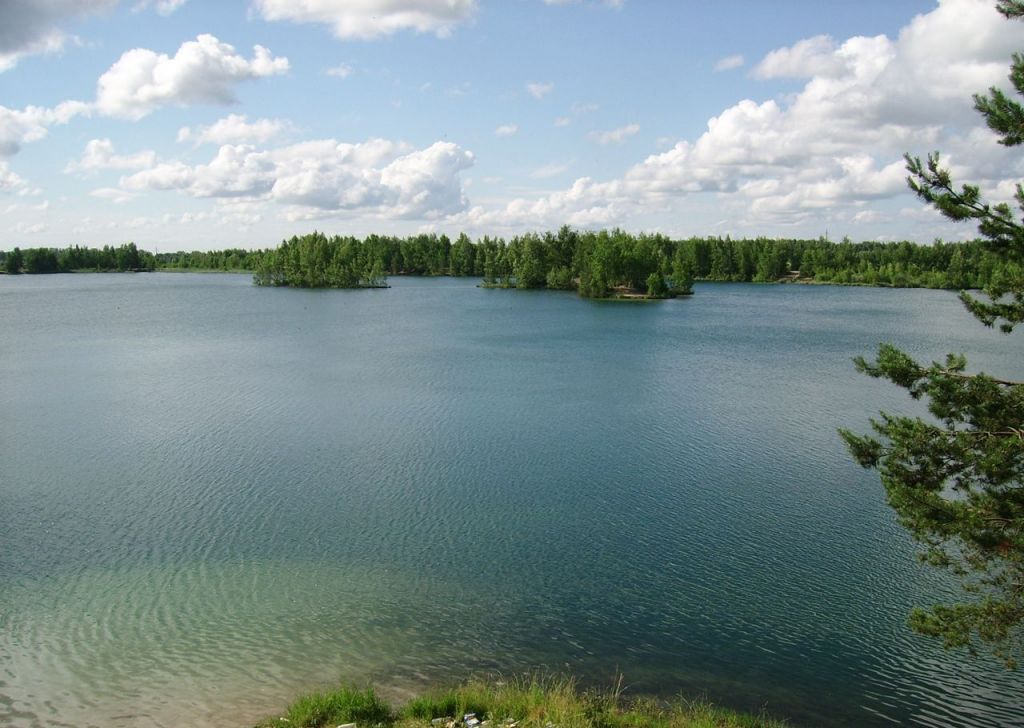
[680,236,1013,288]
[245,228,1020,296]
[155,248,265,271]
[1,243,155,274]
[328,229,1014,291]
[3,231,1018,294]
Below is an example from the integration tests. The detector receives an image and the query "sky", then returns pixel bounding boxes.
[0,0,1021,252]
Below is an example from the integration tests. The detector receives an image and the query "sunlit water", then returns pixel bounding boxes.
[2,273,1023,728]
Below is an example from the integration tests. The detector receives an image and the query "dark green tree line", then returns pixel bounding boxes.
[1,242,155,274]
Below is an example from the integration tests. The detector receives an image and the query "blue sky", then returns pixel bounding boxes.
[1,0,1020,251]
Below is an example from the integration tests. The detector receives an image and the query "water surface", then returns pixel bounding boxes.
[2,273,1023,727]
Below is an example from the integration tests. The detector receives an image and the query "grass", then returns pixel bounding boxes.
[255,674,788,728]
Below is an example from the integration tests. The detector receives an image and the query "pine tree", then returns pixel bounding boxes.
[840,0,1024,667]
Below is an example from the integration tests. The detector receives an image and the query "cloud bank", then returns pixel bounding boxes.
[119,138,474,221]
[458,0,1022,235]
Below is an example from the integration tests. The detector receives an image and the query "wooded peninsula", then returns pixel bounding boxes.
[1,227,1018,299]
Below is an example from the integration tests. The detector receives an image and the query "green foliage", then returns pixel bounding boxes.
[258,685,392,728]
[646,272,669,298]
[253,232,388,288]
[0,242,156,274]
[258,676,787,728]
[9,226,1013,294]
[843,3,1024,667]
[546,265,575,290]
[5,247,23,274]
[155,247,261,271]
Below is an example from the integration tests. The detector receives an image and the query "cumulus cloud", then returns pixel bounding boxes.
[0,101,90,157]
[66,139,157,175]
[253,0,477,40]
[177,114,290,146]
[494,124,518,137]
[461,0,1022,234]
[0,161,30,193]
[526,81,554,99]
[95,34,289,120]
[714,54,744,72]
[589,123,640,145]
[0,0,116,72]
[120,137,473,220]
[753,35,844,79]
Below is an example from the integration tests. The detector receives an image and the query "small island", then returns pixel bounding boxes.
[252,232,388,288]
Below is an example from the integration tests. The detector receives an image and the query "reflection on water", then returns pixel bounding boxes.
[1,273,1022,727]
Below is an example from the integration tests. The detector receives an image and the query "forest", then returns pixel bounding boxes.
[2,229,1020,298]
[0,242,155,274]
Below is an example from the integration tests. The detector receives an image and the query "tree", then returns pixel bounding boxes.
[23,247,58,274]
[5,247,23,274]
[840,0,1024,667]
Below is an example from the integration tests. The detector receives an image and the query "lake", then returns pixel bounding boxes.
[2,273,1023,728]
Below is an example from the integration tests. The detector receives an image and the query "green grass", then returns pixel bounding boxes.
[255,675,788,728]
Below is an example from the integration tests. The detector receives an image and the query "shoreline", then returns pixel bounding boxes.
[1,267,974,293]
[253,675,789,728]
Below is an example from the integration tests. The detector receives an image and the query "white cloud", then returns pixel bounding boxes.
[714,54,744,72]
[132,0,189,15]
[90,186,138,204]
[326,63,353,78]
[0,101,90,157]
[66,139,157,175]
[852,209,885,224]
[95,34,289,120]
[0,161,29,193]
[177,114,290,146]
[494,124,518,137]
[526,81,554,99]
[554,116,570,127]
[0,0,115,72]
[571,102,598,114]
[753,35,845,79]
[13,221,48,235]
[450,0,1022,236]
[253,0,477,40]
[589,123,640,145]
[120,137,474,220]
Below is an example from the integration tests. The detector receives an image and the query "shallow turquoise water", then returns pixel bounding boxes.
[1,273,1022,727]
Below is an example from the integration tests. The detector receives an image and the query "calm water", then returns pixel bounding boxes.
[2,273,1023,728]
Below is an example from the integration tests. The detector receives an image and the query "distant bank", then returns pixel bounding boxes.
[1,227,1012,295]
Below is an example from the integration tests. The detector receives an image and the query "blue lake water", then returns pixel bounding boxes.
[1,273,1022,727]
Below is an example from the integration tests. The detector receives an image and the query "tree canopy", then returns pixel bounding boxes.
[841,0,1024,667]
